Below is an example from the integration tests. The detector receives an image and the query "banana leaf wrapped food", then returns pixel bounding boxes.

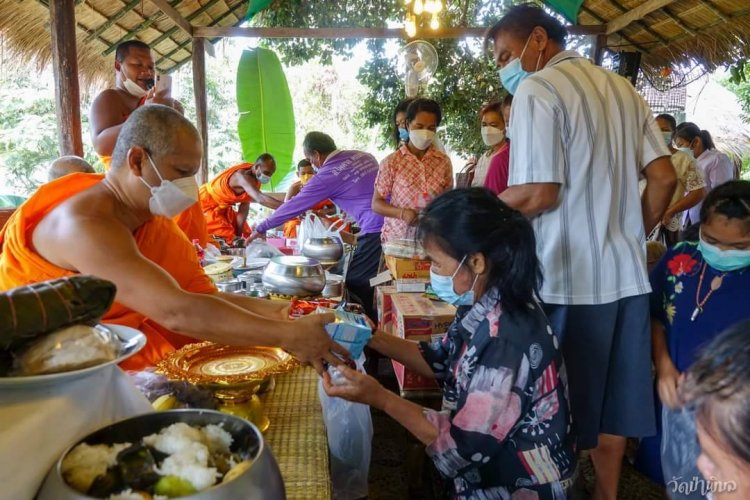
[0,275,117,350]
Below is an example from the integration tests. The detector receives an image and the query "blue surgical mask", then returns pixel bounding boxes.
[257,173,272,185]
[677,146,693,157]
[429,256,478,306]
[699,233,750,272]
[497,34,539,95]
[398,127,409,142]
[662,131,673,146]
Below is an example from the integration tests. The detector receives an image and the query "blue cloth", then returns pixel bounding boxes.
[635,241,750,484]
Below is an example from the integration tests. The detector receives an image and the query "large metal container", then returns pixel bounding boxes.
[321,273,344,298]
[37,409,285,500]
[301,237,343,268]
[261,256,325,297]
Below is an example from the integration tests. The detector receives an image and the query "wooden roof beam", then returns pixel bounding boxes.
[581,6,651,53]
[661,7,697,36]
[192,25,605,39]
[148,0,192,36]
[147,0,222,49]
[606,0,678,34]
[604,0,669,46]
[85,0,148,43]
[155,0,246,67]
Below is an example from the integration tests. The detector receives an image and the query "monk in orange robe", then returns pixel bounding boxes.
[0,105,344,372]
[199,155,282,245]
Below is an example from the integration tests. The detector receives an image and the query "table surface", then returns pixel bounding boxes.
[263,366,331,500]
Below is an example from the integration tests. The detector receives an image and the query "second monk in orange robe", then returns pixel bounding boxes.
[199,155,282,245]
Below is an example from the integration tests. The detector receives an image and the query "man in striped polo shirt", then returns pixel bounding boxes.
[487,5,677,500]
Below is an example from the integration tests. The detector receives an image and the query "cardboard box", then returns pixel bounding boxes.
[392,360,441,395]
[385,255,431,280]
[375,285,398,332]
[392,293,456,340]
[395,279,429,293]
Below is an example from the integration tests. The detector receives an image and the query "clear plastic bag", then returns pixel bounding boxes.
[318,356,373,500]
[245,239,283,260]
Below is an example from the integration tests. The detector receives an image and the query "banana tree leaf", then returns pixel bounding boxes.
[543,0,583,22]
[236,47,296,190]
[243,0,273,21]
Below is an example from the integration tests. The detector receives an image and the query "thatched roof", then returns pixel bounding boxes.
[0,0,247,88]
[580,0,750,77]
[0,0,747,87]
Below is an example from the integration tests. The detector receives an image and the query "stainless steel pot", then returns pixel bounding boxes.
[261,256,325,297]
[215,279,244,293]
[302,237,343,268]
[37,409,285,500]
[238,271,264,288]
[321,273,344,298]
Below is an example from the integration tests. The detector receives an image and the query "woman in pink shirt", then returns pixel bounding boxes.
[483,95,512,196]
[372,98,453,243]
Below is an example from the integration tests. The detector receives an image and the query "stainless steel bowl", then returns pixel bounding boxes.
[302,237,343,268]
[322,273,344,298]
[37,409,285,500]
[262,256,325,297]
[216,279,244,293]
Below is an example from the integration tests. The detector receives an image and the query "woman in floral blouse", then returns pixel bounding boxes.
[635,180,750,490]
[372,98,453,243]
[324,188,575,499]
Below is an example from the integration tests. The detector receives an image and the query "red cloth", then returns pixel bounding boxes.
[484,142,511,195]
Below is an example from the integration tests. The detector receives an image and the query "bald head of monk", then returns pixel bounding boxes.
[48,156,95,181]
[108,104,202,218]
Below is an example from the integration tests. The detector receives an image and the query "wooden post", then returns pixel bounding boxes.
[593,34,608,66]
[192,37,209,184]
[49,0,83,157]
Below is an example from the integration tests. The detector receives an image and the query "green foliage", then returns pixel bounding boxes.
[174,47,246,179]
[723,62,750,123]
[256,0,512,157]
[0,74,102,196]
[236,47,296,187]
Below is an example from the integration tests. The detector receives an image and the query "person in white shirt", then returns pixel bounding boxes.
[654,114,706,245]
[674,122,736,227]
[486,5,677,500]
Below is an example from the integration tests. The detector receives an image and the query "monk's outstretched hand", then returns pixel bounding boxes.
[283,313,349,375]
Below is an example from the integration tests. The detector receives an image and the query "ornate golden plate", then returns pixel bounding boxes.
[156,342,297,388]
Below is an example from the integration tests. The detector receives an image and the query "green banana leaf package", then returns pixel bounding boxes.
[0,275,117,351]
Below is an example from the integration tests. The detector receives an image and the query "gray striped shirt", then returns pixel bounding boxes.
[509,51,670,305]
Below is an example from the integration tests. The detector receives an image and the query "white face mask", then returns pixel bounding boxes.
[409,129,436,150]
[122,75,148,98]
[139,153,199,217]
[481,126,505,147]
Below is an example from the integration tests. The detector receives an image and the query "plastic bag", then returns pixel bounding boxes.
[299,213,346,253]
[661,406,705,500]
[245,239,283,260]
[318,355,373,500]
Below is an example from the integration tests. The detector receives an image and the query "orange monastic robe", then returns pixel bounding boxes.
[174,203,209,248]
[0,173,217,371]
[199,163,257,243]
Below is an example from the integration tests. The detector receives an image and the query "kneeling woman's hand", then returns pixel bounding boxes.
[322,365,389,410]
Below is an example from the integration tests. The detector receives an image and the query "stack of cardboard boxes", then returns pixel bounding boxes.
[376,253,456,397]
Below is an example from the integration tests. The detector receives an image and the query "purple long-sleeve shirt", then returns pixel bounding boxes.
[255,150,384,235]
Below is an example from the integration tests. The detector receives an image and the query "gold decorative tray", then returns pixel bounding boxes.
[156,342,298,388]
